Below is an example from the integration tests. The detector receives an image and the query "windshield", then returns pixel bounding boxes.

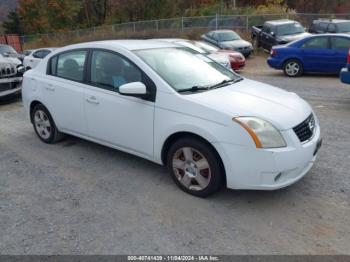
[217,31,241,42]
[277,22,305,36]
[0,45,17,55]
[338,22,350,33]
[135,47,240,92]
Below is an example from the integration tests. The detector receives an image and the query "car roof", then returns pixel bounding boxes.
[265,19,299,25]
[33,47,57,51]
[63,40,179,51]
[306,33,350,37]
[207,30,236,33]
[315,19,350,23]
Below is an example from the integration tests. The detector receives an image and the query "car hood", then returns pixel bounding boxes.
[186,78,311,130]
[221,39,251,48]
[0,55,21,66]
[278,32,311,43]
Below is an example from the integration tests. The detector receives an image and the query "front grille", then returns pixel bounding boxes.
[293,114,316,143]
[0,65,17,79]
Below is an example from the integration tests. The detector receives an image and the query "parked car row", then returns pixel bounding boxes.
[250,18,350,77]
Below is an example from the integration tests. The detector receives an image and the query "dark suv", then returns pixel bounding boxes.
[309,19,350,34]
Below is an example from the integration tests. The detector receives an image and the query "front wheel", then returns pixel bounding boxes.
[167,137,224,197]
[283,59,303,77]
[32,104,64,144]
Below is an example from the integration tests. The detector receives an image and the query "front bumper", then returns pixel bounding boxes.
[340,67,350,84]
[0,77,22,98]
[214,123,322,190]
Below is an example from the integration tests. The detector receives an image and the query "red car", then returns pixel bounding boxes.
[195,41,246,71]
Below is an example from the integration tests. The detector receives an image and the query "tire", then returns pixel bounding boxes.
[283,59,303,77]
[167,137,224,197]
[31,104,64,144]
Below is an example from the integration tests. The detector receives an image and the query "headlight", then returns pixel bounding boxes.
[233,117,286,148]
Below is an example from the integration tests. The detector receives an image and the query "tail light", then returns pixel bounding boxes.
[270,49,278,57]
[347,49,350,64]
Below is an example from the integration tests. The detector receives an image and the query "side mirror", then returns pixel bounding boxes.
[270,32,275,36]
[119,82,147,97]
[3,52,10,57]
[17,65,26,74]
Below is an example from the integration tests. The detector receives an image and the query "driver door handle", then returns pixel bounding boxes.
[45,84,55,92]
[86,96,100,105]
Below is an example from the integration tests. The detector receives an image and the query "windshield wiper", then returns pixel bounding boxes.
[178,78,243,93]
[208,78,243,90]
[177,86,210,93]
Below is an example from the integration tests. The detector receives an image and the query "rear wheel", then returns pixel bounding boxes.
[167,137,224,197]
[31,104,64,144]
[283,59,303,77]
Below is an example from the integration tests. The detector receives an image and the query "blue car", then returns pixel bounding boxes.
[340,49,350,84]
[267,34,350,77]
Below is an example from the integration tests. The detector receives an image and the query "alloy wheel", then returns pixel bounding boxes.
[285,61,300,76]
[34,110,52,140]
[172,147,211,191]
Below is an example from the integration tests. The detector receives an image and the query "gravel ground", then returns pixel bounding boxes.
[0,55,349,255]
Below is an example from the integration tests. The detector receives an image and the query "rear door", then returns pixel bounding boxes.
[300,36,334,72]
[330,36,350,72]
[42,49,89,135]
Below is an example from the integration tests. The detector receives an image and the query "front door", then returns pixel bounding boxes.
[84,50,155,158]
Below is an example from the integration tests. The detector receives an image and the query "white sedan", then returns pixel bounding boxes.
[22,40,322,197]
[23,48,56,70]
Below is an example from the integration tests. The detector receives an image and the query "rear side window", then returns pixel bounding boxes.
[33,50,44,59]
[49,50,87,82]
[319,22,328,32]
[327,23,337,33]
[331,37,350,50]
[41,49,51,58]
[302,37,329,49]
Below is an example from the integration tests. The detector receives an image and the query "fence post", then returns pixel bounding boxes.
[181,17,184,32]
[155,20,159,31]
[215,13,218,30]
[246,15,249,32]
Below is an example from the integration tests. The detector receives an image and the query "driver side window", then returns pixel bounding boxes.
[90,50,142,92]
[263,25,271,34]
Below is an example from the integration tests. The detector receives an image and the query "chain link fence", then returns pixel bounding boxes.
[20,13,350,47]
